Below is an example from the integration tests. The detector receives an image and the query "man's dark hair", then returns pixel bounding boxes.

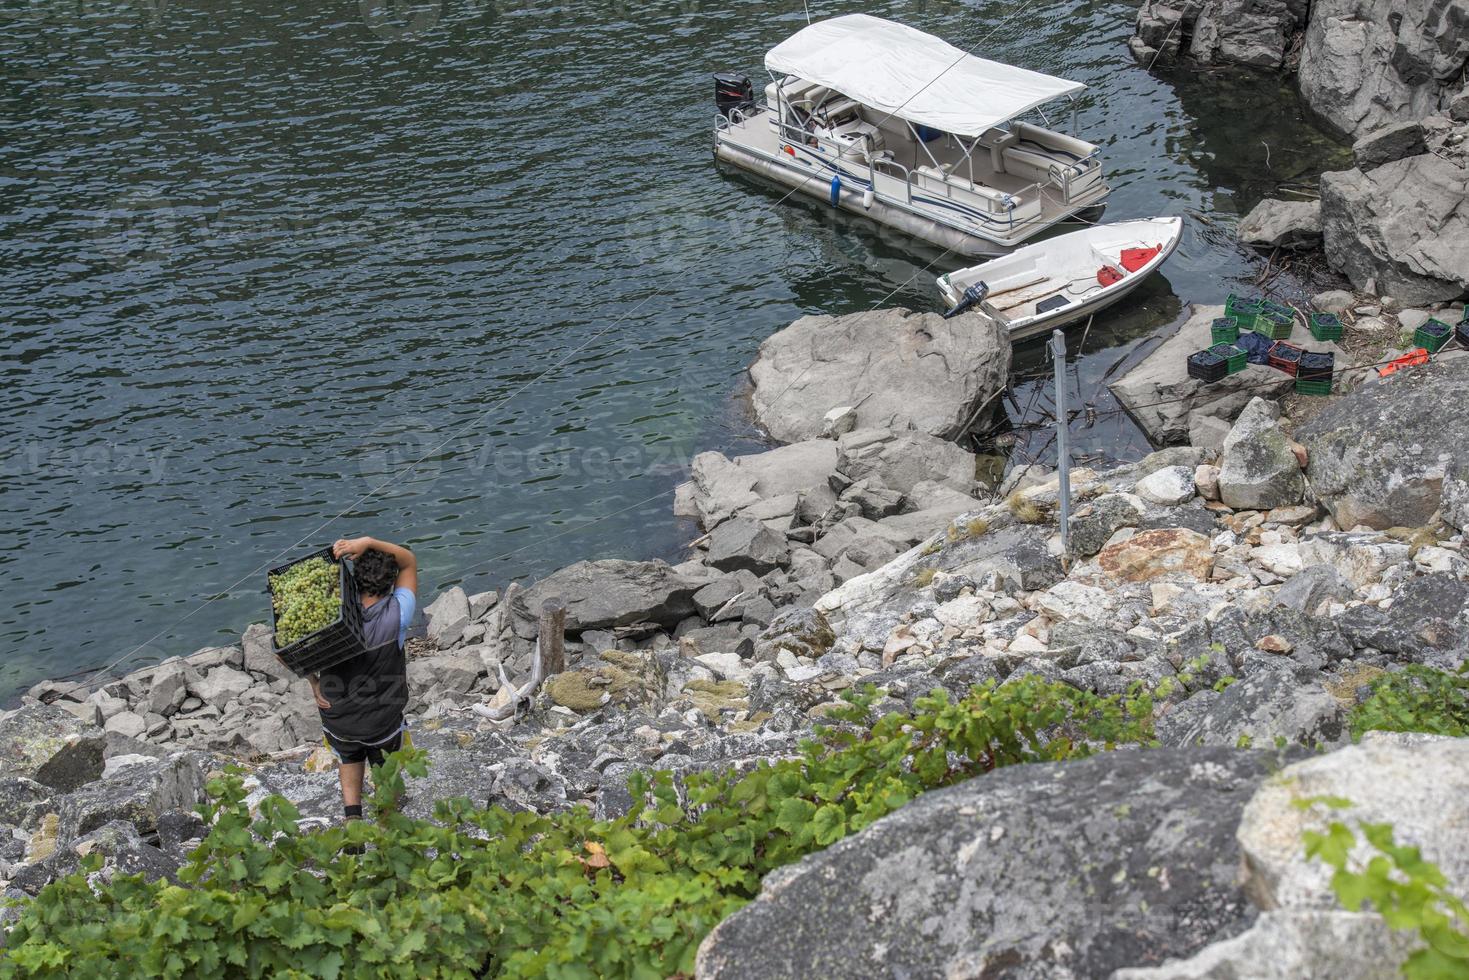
[353,548,400,598]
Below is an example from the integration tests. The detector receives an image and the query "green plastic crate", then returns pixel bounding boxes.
[1258,310,1294,340]
[1211,316,1240,345]
[1415,319,1453,353]
[1308,312,1342,342]
[1225,294,1262,331]
[1294,378,1333,396]
[1209,342,1247,374]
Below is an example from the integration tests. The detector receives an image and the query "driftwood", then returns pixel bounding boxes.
[469,586,564,722]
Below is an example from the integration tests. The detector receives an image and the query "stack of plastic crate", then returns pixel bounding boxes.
[1295,350,1334,395]
[1268,340,1305,376]
[1225,294,1262,331]
[1187,348,1228,383]
[1208,342,1247,374]
[1211,316,1240,345]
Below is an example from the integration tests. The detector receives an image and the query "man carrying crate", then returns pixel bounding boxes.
[310,535,418,822]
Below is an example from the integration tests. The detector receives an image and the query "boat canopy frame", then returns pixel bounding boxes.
[762,13,1086,139]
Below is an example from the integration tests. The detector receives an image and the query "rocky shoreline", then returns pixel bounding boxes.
[6,290,1469,971]
[1133,0,1469,305]
[5,20,1469,970]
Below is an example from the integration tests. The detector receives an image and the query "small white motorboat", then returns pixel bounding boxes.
[935,217,1183,340]
[712,14,1111,257]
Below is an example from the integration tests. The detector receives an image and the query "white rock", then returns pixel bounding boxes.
[1134,465,1197,506]
[104,711,146,738]
[785,664,826,683]
[101,753,159,779]
[1252,543,1304,577]
[1034,581,1112,623]
[932,595,992,629]
[1006,634,1047,654]
[693,652,750,682]
[1237,738,1469,911]
[1414,545,1467,575]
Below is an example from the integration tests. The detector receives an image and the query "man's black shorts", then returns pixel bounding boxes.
[323,724,405,767]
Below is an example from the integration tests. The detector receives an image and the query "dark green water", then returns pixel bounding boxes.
[0,0,1348,697]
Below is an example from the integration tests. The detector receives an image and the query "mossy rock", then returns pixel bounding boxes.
[683,679,749,716]
[727,711,773,733]
[545,671,610,713]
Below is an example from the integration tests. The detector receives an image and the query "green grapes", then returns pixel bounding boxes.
[269,557,342,647]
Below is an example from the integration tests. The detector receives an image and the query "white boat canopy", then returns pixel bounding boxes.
[764,14,1086,138]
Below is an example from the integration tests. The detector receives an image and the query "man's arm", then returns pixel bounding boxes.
[332,536,418,596]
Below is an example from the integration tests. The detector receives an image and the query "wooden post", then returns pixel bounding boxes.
[538,598,566,678]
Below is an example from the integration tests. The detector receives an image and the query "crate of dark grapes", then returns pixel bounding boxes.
[268,548,368,677]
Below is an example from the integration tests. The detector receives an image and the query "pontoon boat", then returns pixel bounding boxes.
[712,14,1111,257]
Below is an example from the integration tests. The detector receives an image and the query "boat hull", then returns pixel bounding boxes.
[937,217,1183,342]
[714,139,1014,258]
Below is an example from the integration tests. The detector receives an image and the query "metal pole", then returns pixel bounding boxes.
[1052,329,1071,557]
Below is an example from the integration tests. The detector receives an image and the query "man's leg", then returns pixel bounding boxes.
[338,761,367,813]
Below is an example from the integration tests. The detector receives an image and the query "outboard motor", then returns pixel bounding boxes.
[714,72,755,120]
[943,281,990,319]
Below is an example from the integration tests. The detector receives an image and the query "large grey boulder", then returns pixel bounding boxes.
[241,621,293,682]
[748,308,1009,443]
[1217,398,1304,511]
[423,586,471,645]
[835,427,978,497]
[1351,120,1427,170]
[1111,909,1421,979]
[1068,492,1147,557]
[1320,157,1469,305]
[1236,199,1321,250]
[697,747,1278,979]
[9,820,183,897]
[1443,457,1469,531]
[1156,666,1346,749]
[1299,0,1469,138]
[1272,563,1354,615]
[1236,735,1469,910]
[0,703,106,793]
[704,517,790,575]
[1298,357,1468,529]
[54,751,207,844]
[1334,573,1469,659]
[519,559,701,633]
[1110,306,1347,446]
[676,441,839,531]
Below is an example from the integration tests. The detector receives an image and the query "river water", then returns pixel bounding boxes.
[0,0,1349,697]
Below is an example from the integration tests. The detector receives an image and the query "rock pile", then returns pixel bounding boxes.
[4,334,1466,977]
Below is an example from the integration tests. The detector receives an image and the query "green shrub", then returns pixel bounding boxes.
[1302,798,1469,978]
[1,678,1157,979]
[1348,664,1469,739]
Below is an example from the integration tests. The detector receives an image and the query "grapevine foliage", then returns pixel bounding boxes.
[1301,797,1469,979]
[0,676,1157,978]
[269,557,341,646]
[1348,663,1469,740]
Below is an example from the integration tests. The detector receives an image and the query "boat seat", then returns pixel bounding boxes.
[976,128,1018,175]
[914,165,1013,211]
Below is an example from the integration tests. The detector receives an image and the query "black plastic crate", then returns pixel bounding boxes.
[1187,348,1228,383]
[1297,350,1335,382]
[269,548,367,677]
[1457,319,1469,350]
